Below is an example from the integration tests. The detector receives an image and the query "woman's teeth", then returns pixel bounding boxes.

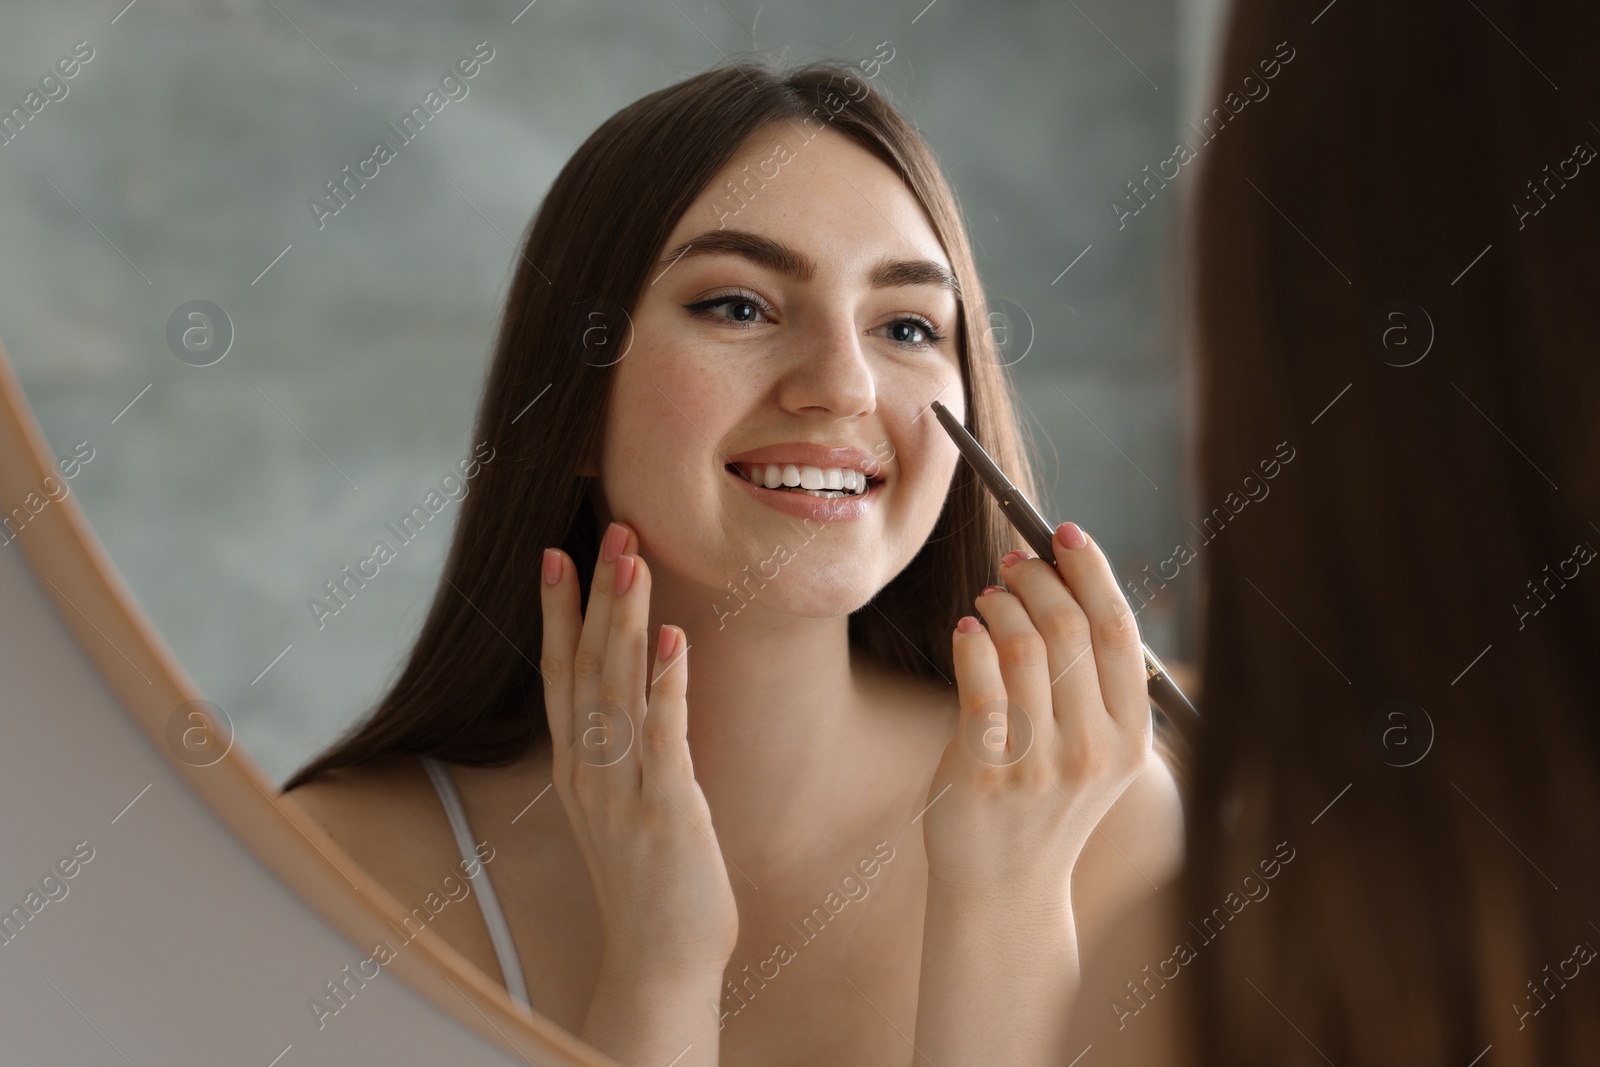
[738,463,871,498]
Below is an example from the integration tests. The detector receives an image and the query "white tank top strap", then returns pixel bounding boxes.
[419,755,532,1013]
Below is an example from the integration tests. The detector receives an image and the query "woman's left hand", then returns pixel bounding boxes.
[921,520,1153,899]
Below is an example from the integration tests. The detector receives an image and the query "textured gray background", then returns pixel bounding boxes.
[3,0,1224,783]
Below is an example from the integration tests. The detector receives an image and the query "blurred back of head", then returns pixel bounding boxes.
[1185,0,1600,1061]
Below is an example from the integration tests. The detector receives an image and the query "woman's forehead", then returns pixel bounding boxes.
[664,132,953,282]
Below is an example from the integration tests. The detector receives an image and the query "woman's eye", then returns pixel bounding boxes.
[685,294,945,350]
[685,293,774,327]
[873,317,946,350]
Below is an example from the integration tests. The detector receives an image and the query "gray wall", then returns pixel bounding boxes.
[2,0,1221,783]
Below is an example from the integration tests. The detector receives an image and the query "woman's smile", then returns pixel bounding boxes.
[723,459,885,522]
[718,440,890,521]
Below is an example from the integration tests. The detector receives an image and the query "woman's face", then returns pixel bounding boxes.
[596,122,967,623]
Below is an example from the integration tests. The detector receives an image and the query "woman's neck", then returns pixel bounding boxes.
[643,578,954,883]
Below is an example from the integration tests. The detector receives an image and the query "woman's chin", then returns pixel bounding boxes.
[706,574,883,630]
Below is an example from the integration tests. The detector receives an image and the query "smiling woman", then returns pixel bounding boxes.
[281,56,1182,1067]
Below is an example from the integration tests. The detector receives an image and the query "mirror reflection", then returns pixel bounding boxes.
[275,51,1187,1065]
[10,4,1195,1060]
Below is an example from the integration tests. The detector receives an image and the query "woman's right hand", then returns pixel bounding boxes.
[539,520,739,986]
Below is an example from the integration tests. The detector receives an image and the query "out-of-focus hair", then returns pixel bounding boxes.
[1184,0,1600,1062]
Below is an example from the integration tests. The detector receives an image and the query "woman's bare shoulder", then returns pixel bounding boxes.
[282,756,452,893]
[1068,879,1195,1065]
[1072,747,1185,954]
[1070,744,1194,1063]
[1106,746,1185,861]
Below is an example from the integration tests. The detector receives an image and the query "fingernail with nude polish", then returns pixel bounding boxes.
[957,616,983,633]
[1001,550,1031,568]
[602,522,627,563]
[1056,522,1088,549]
[542,548,561,586]
[615,554,636,595]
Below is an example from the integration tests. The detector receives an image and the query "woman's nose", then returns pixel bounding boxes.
[776,319,876,417]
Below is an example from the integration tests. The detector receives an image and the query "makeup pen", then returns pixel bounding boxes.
[930,399,1201,732]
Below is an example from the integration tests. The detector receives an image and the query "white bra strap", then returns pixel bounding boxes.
[419,756,532,1012]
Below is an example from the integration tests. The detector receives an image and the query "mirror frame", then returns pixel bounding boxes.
[0,335,613,1067]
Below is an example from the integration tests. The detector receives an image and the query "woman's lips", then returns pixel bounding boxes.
[724,464,881,521]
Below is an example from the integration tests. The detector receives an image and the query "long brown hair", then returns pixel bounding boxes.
[282,58,1043,791]
[1184,0,1600,1062]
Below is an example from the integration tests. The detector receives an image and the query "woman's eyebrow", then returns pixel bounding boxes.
[656,228,961,299]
